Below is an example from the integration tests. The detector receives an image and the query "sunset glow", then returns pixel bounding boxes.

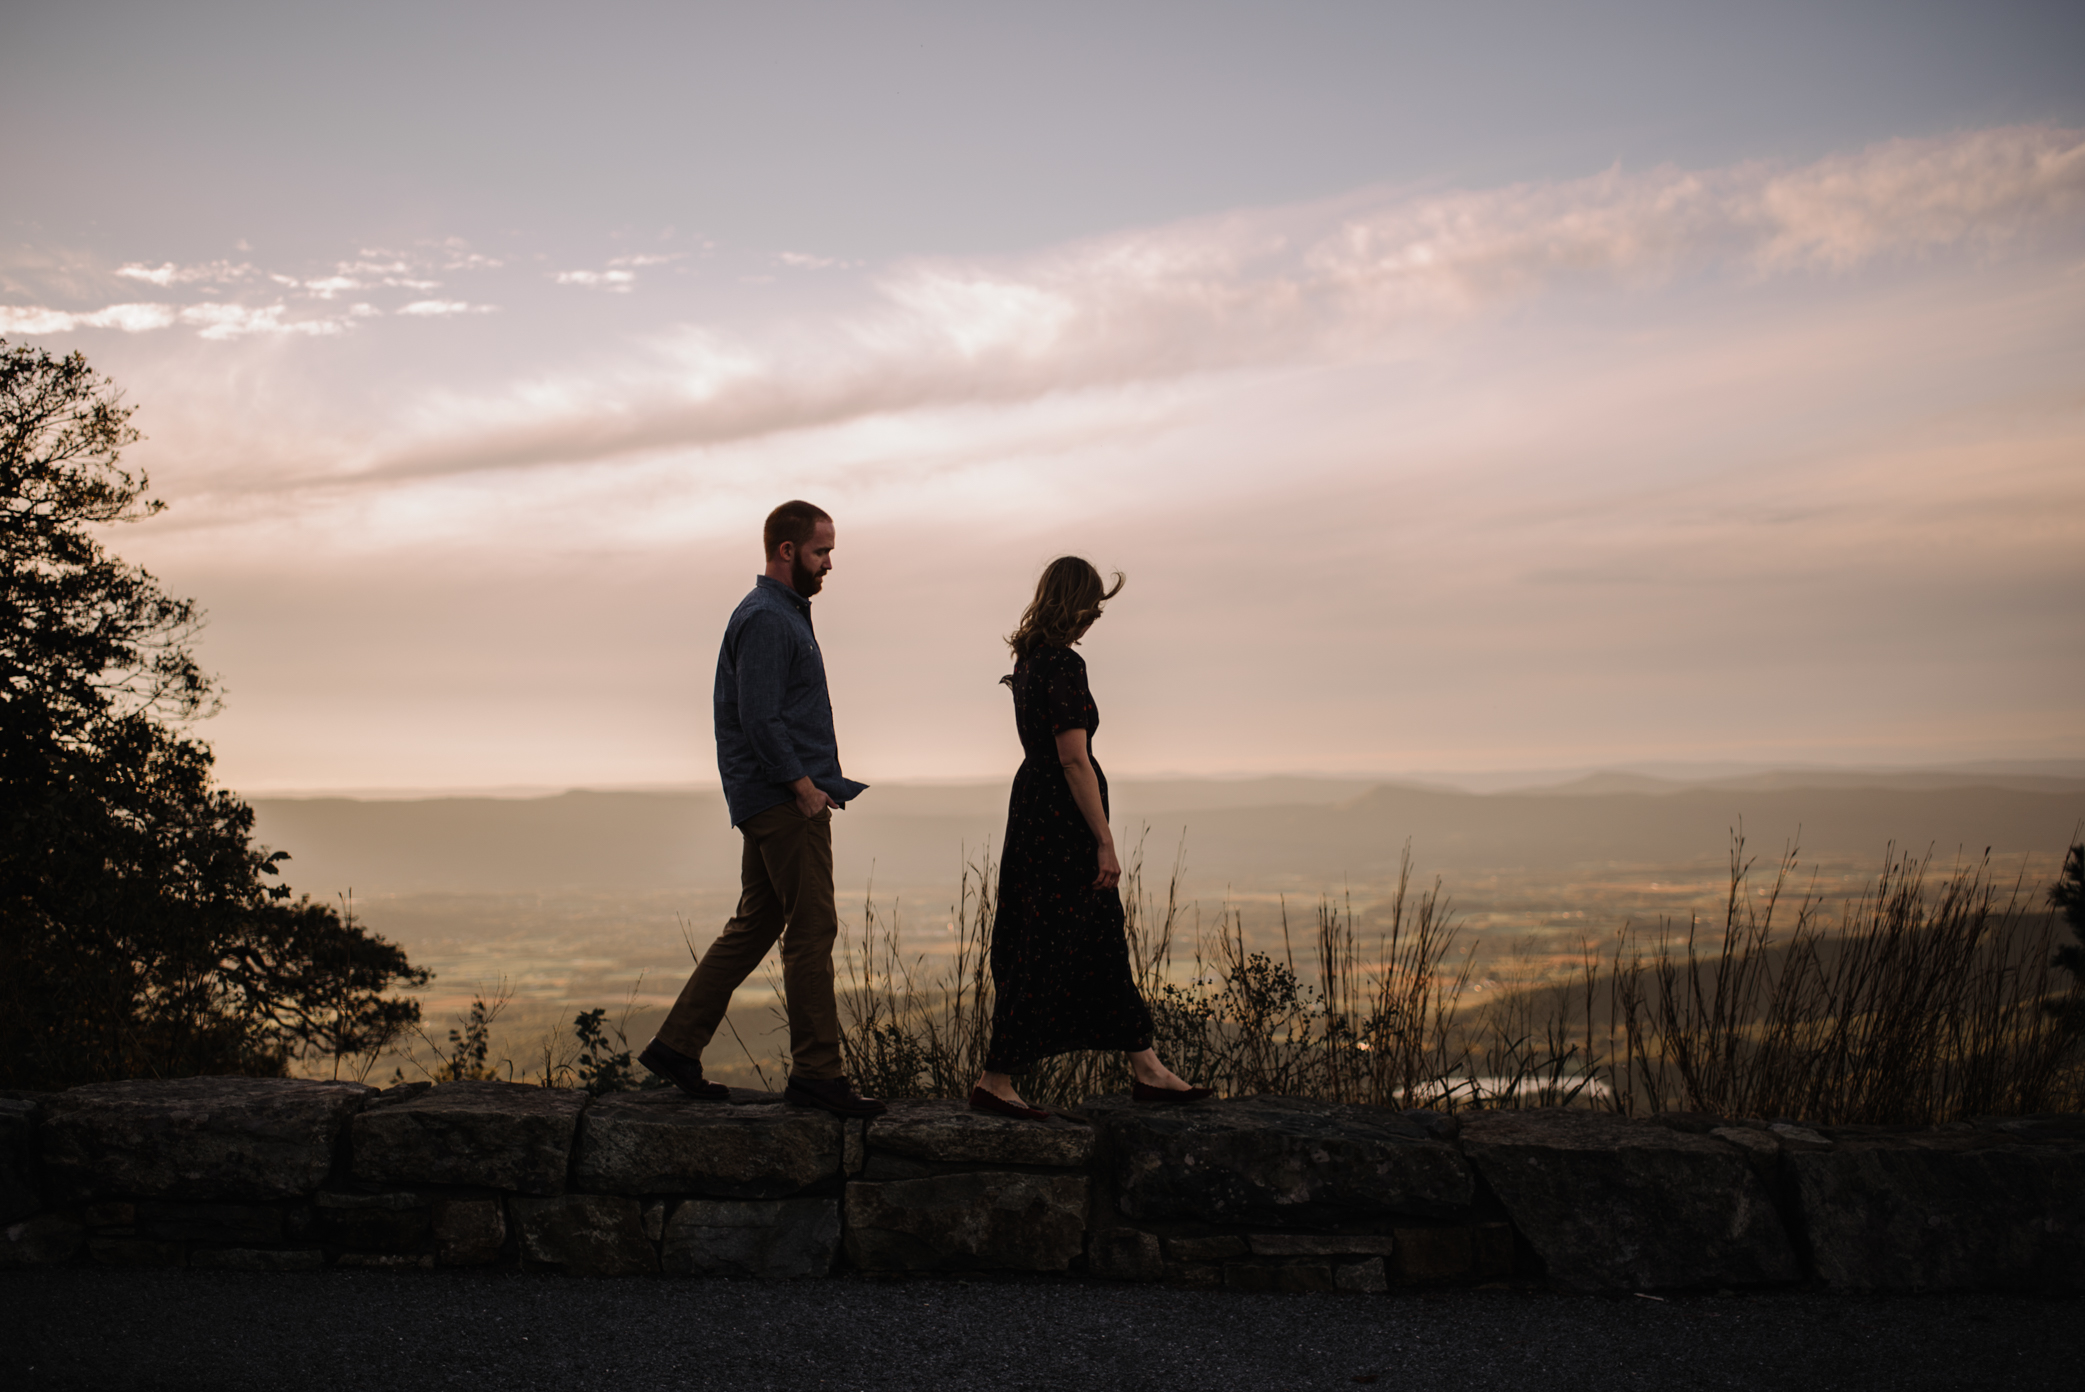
[6,3,2080,792]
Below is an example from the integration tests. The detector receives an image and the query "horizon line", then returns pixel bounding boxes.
[235,755,2085,803]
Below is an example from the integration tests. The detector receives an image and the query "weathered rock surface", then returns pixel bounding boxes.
[0,1098,41,1223]
[1087,1227,1163,1280]
[1247,1233,1397,1257]
[1711,1126,1779,1158]
[845,1172,1089,1271]
[575,1093,842,1197]
[511,1194,657,1277]
[1337,1257,1389,1292]
[0,1212,82,1266]
[844,1119,865,1178]
[1769,1123,1830,1148]
[858,1154,934,1181]
[1225,1261,1337,1292]
[1402,1110,1461,1142]
[1089,1094,1473,1227]
[661,1198,840,1278]
[433,1198,506,1265]
[352,1081,584,1195]
[317,1190,432,1252]
[1460,1108,1797,1291]
[40,1078,372,1202]
[1793,1134,2085,1292]
[135,1201,290,1245]
[1392,1227,1473,1282]
[867,1100,1093,1169]
[1971,1114,2085,1143]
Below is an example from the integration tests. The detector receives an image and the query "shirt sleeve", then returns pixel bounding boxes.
[733,610,807,784]
[1044,650,1094,736]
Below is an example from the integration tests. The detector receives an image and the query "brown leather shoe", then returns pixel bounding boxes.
[969,1086,1050,1121]
[784,1074,887,1117]
[1132,1080,1215,1104]
[638,1039,730,1101]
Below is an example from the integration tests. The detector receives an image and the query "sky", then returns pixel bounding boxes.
[4,1,2083,793]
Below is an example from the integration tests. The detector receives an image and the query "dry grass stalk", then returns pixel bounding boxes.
[837,836,1487,1110]
[1598,837,2085,1123]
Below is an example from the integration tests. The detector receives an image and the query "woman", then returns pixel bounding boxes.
[969,557,1212,1119]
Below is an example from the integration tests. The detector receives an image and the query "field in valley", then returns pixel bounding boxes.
[253,769,2085,1089]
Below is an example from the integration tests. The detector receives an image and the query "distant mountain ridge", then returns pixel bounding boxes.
[249,768,2085,898]
[1506,770,2085,797]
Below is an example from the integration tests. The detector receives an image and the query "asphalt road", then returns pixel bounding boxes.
[4,1269,2077,1392]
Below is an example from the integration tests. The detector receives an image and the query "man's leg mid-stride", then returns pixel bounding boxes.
[640,800,881,1113]
[652,802,841,1078]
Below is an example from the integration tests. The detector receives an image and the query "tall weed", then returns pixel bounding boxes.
[1593,837,2084,1122]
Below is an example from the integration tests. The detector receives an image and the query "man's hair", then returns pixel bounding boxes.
[1006,556,1125,661]
[764,500,832,561]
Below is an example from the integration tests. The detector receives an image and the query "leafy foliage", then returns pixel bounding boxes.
[569,1007,637,1094]
[0,340,428,1089]
[431,994,508,1082]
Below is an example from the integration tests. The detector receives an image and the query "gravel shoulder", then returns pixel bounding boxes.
[4,1269,2078,1392]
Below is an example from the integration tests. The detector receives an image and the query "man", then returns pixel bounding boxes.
[638,501,885,1117]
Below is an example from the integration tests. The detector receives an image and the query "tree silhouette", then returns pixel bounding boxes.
[1,340,427,1088]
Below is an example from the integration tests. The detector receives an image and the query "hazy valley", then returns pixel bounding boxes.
[249,767,2085,1087]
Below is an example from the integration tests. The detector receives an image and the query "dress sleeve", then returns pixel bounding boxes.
[1043,650,1094,735]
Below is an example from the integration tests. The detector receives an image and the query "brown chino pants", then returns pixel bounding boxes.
[655,800,842,1080]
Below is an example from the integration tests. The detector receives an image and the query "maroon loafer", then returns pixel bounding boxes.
[1132,1080,1215,1104]
[969,1086,1050,1121]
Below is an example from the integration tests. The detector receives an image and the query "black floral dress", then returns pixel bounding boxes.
[983,644,1155,1073]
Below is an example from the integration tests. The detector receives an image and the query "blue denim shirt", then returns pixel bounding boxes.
[714,575,868,827]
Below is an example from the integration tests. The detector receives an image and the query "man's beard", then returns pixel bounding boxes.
[792,555,825,596]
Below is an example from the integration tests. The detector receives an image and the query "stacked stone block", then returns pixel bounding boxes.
[845,1099,1092,1272]
[3,1078,2079,1294]
[1080,1094,1502,1292]
[577,1090,850,1277]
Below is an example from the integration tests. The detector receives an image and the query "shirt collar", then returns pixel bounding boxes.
[755,573,812,617]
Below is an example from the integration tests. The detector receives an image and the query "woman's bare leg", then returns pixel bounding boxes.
[974,1070,1031,1107]
[1127,1048,1193,1091]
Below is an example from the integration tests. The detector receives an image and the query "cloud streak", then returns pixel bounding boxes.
[1,240,509,341]
[551,251,687,292]
[117,260,257,286]
[356,126,2085,485]
[0,300,362,339]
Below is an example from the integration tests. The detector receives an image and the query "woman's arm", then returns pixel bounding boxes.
[1055,727,1121,889]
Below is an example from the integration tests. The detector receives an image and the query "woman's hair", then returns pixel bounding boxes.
[1005,556,1125,661]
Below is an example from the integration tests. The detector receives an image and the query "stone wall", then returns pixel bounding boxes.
[3,1079,2079,1293]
